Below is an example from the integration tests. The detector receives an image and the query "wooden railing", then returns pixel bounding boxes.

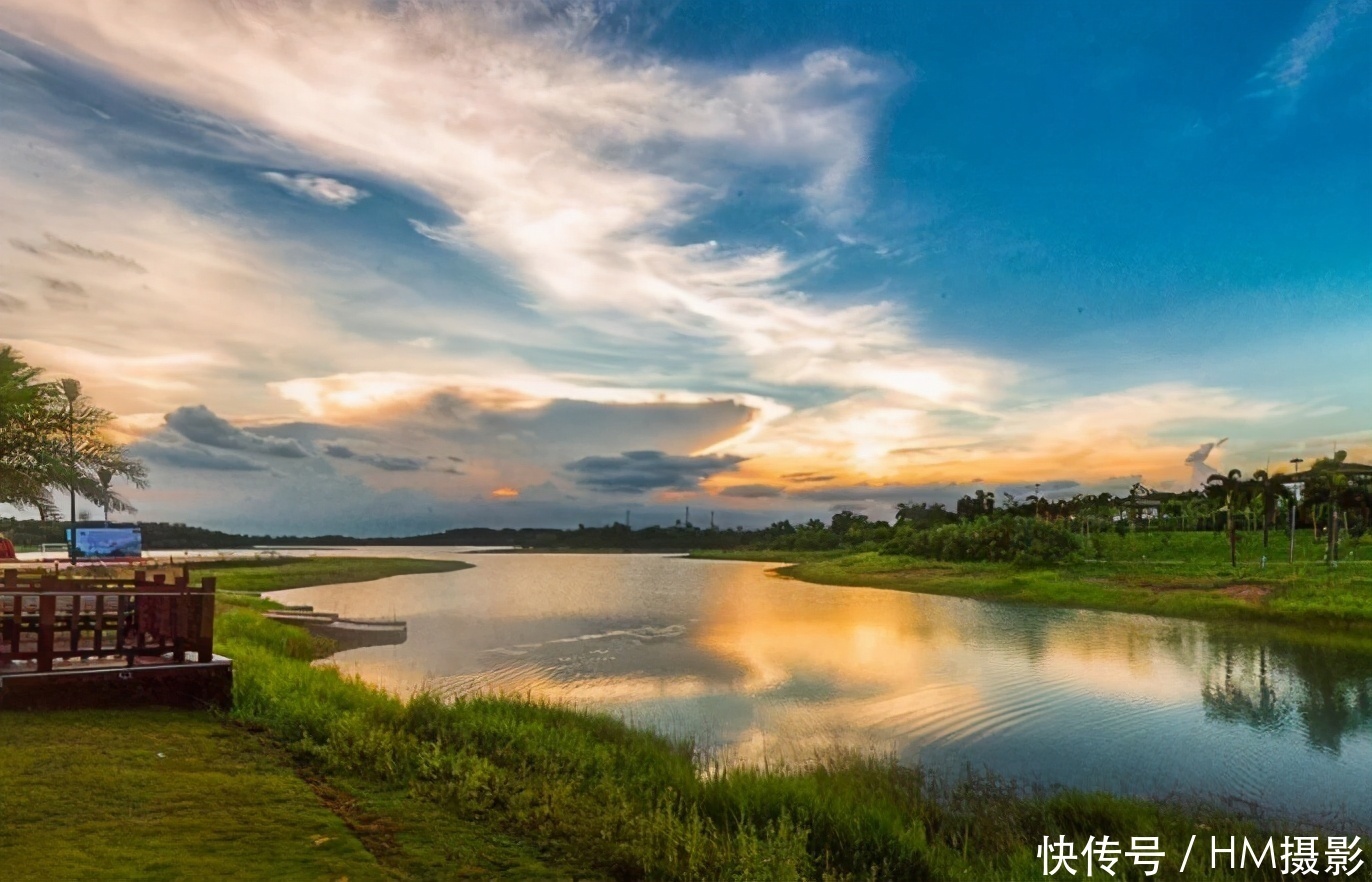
[0,570,217,673]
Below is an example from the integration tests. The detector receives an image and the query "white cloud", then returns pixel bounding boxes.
[0,0,942,407]
[1255,0,1370,92]
[261,171,368,207]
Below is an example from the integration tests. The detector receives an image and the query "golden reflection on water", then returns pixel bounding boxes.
[307,558,1199,761]
[273,554,1372,821]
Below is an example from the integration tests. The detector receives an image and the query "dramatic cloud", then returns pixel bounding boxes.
[129,438,269,472]
[357,455,426,472]
[0,0,1004,420]
[566,451,746,494]
[718,483,785,499]
[323,443,425,472]
[782,472,836,483]
[166,405,310,458]
[261,171,368,207]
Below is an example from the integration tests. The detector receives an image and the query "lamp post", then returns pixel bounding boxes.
[63,380,79,563]
[1288,457,1304,564]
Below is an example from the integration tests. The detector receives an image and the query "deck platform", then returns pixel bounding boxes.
[0,655,233,710]
[1,569,232,711]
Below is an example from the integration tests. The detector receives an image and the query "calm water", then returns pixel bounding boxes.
[270,552,1372,828]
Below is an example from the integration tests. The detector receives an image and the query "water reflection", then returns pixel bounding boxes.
[271,553,1372,826]
[1198,637,1372,753]
[1202,647,1289,733]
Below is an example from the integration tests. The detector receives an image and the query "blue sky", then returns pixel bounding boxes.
[0,0,1368,534]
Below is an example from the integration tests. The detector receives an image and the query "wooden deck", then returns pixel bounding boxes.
[0,569,232,710]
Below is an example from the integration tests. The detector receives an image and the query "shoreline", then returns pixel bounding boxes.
[690,549,1372,639]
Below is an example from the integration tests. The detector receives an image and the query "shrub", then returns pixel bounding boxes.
[881,517,1082,566]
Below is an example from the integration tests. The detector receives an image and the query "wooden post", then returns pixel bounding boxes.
[37,575,57,673]
[1,569,15,656]
[196,577,216,663]
[172,573,188,663]
[94,594,105,655]
[8,594,21,658]
[117,592,133,667]
[69,591,81,654]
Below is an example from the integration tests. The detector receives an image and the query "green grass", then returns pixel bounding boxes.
[191,555,472,596]
[0,709,384,882]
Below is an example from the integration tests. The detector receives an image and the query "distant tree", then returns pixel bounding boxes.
[1205,469,1247,566]
[1249,470,1289,549]
[829,510,870,536]
[894,502,955,530]
[956,490,995,520]
[1302,451,1360,563]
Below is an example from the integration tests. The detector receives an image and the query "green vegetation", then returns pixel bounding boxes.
[190,555,473,596]
[733,460,1370,568]
[0,345,146,522]
[881,517,1083,566]
[697,530,1372,633]
[0,710,385,882]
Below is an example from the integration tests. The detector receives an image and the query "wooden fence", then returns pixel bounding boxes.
[0,569,217,673]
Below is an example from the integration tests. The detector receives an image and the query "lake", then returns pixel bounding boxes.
[270,551,1372,828]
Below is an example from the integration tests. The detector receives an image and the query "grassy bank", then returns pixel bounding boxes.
[191,555,473,595]
[5,556,1306,879]
[694,535,1372,633]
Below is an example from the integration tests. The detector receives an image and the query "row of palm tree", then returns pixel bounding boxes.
[1205,460,1369,566]
[934,464,1368,568]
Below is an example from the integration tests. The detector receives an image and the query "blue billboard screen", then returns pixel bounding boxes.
[73,527,142,559]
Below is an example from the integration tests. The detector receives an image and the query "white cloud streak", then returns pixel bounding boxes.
[1256,0,1370,92]
[0,0,979,410]
[261,171,368,206]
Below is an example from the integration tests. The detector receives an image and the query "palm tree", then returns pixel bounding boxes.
[1249,470,1290,550]
[0,347,147,525]
[1206,469,1247,567]
[0,345,61,517]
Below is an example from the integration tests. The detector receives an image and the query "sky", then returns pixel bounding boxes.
[0,0,1369,535]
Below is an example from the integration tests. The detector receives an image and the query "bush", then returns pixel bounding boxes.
[881,517,1082,566]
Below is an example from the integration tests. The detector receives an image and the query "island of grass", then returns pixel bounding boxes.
[2,554,1318,880]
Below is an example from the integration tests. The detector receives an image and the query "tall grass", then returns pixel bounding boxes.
[216,601,1292,880]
